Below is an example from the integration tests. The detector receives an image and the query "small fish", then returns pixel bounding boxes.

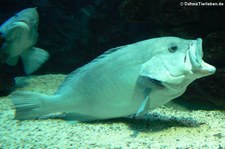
[0,8,49,74]
[11,37,216,121]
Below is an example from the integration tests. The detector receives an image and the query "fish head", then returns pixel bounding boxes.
[0,8,39,33]
[0,8,39,58]
[140,37,216,89]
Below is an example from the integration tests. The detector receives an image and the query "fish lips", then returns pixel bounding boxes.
[189,38,203,68]
[189,38,216,76]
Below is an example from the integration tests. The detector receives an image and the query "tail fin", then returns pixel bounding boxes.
[10,91,50,120]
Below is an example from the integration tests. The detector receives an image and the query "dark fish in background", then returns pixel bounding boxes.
[0,8,49,74]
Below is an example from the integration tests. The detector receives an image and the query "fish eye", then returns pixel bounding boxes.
[168,45,177,53]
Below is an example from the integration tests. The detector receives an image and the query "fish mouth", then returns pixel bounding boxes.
[188,38,216,75]
[189,38,203,68]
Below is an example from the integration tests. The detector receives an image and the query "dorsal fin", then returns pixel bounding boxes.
[55,45,126,94]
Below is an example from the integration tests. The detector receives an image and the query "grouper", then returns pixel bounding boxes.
[11,37,216,121]
[0,8,49,74]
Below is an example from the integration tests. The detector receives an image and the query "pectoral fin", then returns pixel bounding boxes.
[21,47,49,74]
[136,89,151,117]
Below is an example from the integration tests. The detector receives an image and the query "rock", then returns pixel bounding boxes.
[0,31,15,96]
[0,66,15,96]
[196,69,225,107]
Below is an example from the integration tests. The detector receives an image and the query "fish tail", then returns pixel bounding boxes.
[10,91,52,120]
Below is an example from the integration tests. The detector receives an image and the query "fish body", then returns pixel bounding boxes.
[11,37,216,121]
[0,8,49,74]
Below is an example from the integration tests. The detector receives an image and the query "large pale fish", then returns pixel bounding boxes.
[11,37,216,121]
[0,8,49,74]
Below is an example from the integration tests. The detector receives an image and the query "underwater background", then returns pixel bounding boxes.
[0,0,224,148]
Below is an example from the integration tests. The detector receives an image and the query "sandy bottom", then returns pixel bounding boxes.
[0,74,224,148]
